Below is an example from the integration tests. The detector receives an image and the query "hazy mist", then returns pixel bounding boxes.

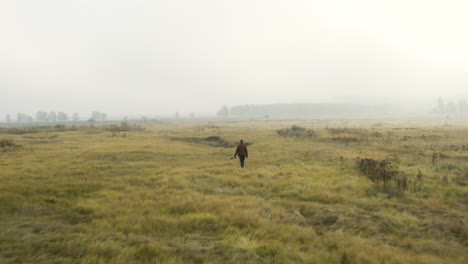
[2,0,467,118]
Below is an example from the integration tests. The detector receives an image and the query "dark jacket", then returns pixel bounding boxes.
[235,144,248,157]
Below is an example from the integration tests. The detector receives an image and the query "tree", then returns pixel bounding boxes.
[446,101,457,114]
[72,113,79,122]
[216,105,229,117]
[49,111,57,122]
[5,114,11,123]
[91,112,107,121]
[25,115,33,123]
[458,100,468,114]
[35,111,49,122]
[17,113,33,123]
[120,121,130,131]
[437,97,445,114]
[57,112,68,122]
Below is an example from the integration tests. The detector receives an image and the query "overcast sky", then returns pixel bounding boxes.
[1,0,467,117]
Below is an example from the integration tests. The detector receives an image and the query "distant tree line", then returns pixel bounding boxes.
[434,97,468,115]
[218,99,468,118]
[217,103,393,118]
[16,113,33,123]
[4,111,108,123]
[216,105,230,117]
[35,111,76,122]
[90,111,107,122]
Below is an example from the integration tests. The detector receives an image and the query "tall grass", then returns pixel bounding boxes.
[0,120,467,263]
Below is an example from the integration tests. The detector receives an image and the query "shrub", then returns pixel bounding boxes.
[396,174,408,191]
[326,127,366,135]
[120,121,130,131]
[331,136,360,144]
[106,125,121,133]
[453,172,468,186]
[170,136,239,148]
[276,125,317,138]
[357,158,411,194]
[104,122,145,133]
[357,158,398,187]
[432,151,438,164]
[417,170,423,180]
[0,139,17,148]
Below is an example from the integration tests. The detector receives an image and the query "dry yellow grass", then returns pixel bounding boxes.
[0,119,467,263]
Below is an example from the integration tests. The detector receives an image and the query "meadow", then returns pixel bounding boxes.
[0,119,467,263]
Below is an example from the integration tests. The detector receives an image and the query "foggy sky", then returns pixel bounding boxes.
[1,0,467,118]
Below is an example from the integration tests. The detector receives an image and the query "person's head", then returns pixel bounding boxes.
[240,140,243,144]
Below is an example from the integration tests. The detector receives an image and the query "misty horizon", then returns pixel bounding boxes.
[2,0,467,118]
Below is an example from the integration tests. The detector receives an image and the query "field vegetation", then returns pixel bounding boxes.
[0,119,467,263]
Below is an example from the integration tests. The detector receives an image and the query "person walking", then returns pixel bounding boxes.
[234,140,248,168]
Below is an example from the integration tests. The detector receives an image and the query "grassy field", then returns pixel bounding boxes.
[0,119,467,263]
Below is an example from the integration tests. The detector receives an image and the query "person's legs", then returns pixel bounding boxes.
[239,155,245,168]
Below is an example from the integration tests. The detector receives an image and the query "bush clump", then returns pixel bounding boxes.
[357,157,408,193]
[0,139,17,148]
[358,158,398,185]
[105,122,145,133]
[171,136,239,148]
[326,127,366,135]
[330,136,360,144]
[276,125,317,138]
[0,139,20,152]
